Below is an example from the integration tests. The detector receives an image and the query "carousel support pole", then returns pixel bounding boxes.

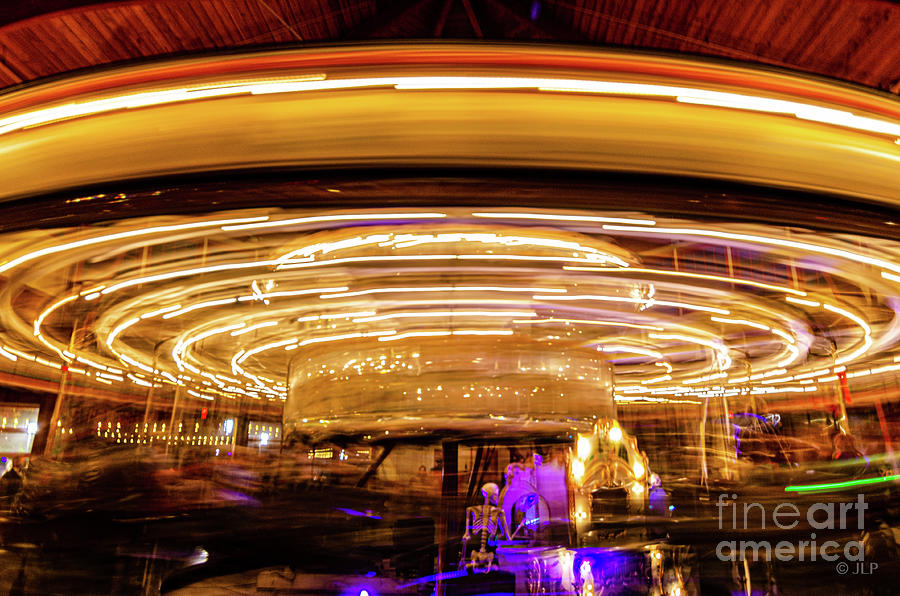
[436,440,459,596]
[45,317,79,457]
[874,396,898,475]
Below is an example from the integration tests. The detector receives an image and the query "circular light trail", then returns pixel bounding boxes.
[0,207,895,421]
[0,45,899,433]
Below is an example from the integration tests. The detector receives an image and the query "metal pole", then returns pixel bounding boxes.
[699,397,709,490]
[44,369,68,457]
[874,397,898,475]
[436,440,459,596]
[831,346,850,434]
[165,386,181,456]
[45,317,79,457]
[142,343,164,425]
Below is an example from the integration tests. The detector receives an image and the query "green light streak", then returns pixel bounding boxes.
[785,474,900,492]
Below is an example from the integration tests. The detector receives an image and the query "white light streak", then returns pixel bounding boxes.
[222,212,447,231]
[378,330,452,342]
[602,224,900,276]
[520,318,663,330]
[319,285,567,299]
[140,304,183,319]
[231,321,278,336]
[162,297,238,319]
[710,316,770,331]
[786,296,821,307]
[0,216,269,275]
[353,310,535,323]
[565,266,807,296]
[471,211,655,226]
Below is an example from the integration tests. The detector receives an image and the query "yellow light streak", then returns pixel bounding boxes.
[601,225,900,276]
[221,212,447,231]
[177,323,247,354]
[597,345,664,359]
[770,328,796,344]
[471,211,655,226]
[648,333,730,365]
[2,346,35,361]
[107,317,140,347]
[565,266,807,296]
[162,297,238,319]
[457,254,629,266]
[785,296,821,307]
[6,74,900,152]
[140,304,183,319]
[823,303,872,336]
[320,311,377,320]
[292,332,376,348]
[353,310,535,323]
[450,329,514,337]
[517,318,663,330]
[33,294,77,336]
[835,336,874,366]
[118,353,156,373]
[0,76,328,135]
[98,260,280,295]
[319,285,567,299]
[775,344,802,368]
[237,286,349,301]
[0,216,268,275]
[641,374,672,385]
[533,293,729,315]
[709,316,770,330]
[378,330,452,342]
[231,321,277,336]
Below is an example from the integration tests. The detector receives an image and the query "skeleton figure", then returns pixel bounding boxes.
[501,462,541,539]
[460,482,508,573]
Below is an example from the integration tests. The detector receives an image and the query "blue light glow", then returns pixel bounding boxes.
[398,569,467,588]
[335,507,383,519]
[730,412,767,422]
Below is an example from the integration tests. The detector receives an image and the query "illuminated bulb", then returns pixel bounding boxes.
[576,435,592,460]
[631,483,645,495]
[633,461,645,479]
[571,459,585,481]
[608,426,623,442]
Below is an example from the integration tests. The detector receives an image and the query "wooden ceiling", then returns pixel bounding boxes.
[1,0,899,94]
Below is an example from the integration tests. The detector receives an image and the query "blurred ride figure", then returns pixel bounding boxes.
[647,474,670,539]
[832,432,863,460]
[0,457,23,508]
[412,464,432,494]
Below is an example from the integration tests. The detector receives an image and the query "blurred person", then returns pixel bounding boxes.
[412,464,430,493]
[1,457,23,505]
[857,421,889,460]
[832,432,863,460]
[862,519,900,571]
[647,474,669,516]
[647,474,670,539]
